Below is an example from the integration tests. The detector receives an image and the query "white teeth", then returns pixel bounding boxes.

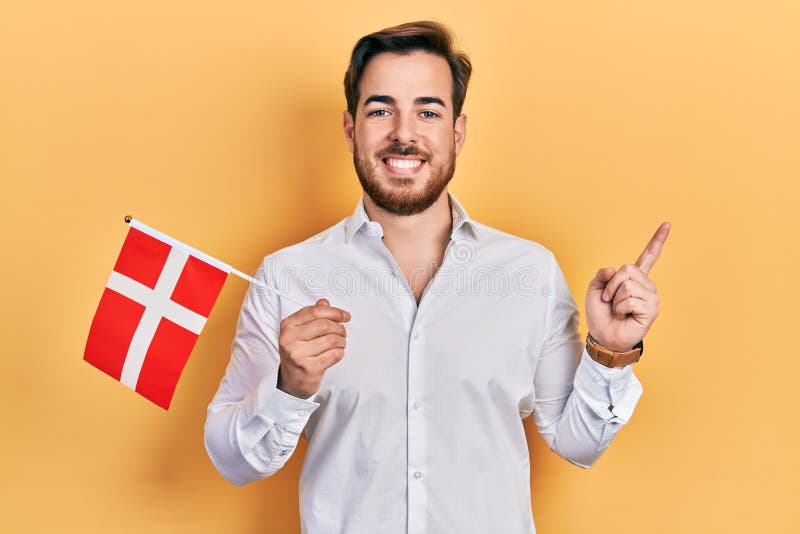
[386,158,423,169]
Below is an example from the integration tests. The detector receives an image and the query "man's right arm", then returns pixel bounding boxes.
[203,264,349,486]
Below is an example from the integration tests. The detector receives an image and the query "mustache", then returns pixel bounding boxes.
[376,142,431,160]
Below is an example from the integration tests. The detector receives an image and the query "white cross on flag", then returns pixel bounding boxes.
[84,220,230,409]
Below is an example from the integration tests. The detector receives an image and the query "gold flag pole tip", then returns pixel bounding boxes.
[124,215,132,224]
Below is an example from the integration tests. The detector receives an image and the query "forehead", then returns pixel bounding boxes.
[358,51,453,106]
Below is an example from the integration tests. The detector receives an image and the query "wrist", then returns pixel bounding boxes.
[277,366,316,399]
[587,332,637,353]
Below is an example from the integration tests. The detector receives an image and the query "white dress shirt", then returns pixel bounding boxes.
[204,193,643,534]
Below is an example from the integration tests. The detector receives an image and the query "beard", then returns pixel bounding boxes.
[353,140,456,216]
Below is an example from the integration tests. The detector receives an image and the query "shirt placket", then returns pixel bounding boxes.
[407,319,427,534]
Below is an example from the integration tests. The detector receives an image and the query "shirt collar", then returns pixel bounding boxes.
[344,192,480,244]
[448,193,480,241]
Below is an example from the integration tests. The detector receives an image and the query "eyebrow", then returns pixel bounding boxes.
[363,95,447,107]
[415,96,446,107]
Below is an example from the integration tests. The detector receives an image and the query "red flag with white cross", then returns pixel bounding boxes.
[85,217,307,409]
[84,219,233,409]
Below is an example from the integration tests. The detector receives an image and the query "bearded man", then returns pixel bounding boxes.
[205,20,669,534]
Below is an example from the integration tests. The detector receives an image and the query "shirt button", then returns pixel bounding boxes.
[413,471,423,480]
[297,411,307,417]
[413,401,421,411]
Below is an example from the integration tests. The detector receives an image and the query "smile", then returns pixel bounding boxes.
[384,158,424,169]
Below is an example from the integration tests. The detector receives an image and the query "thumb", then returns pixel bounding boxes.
[588,267,615,292]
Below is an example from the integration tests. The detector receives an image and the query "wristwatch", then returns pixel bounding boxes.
[585,333,644,368]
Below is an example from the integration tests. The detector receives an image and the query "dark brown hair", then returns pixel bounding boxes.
[343,21,472,122]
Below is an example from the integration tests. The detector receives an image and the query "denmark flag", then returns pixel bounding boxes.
[84,220,229,409]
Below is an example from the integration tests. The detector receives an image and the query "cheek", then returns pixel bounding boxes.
[426,131,456,155]
[356,122,391,144]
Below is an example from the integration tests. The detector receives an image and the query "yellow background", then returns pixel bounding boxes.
[2,1,798,532]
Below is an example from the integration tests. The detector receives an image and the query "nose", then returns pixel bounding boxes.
[390,112,416,144]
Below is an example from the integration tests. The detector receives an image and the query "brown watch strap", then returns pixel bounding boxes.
[585,334,642,368]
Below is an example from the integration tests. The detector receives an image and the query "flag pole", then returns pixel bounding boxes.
[124,215,309,307]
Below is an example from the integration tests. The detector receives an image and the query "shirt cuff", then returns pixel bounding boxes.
[573,347,643,424]
[256,384,320,428]
[239,369,320,434]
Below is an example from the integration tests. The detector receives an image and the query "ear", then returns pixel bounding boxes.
[343,110,355,154]
[454,113,467,156]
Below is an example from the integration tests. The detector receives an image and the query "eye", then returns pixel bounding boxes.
[420,110,440,119]
[367,109,390,117]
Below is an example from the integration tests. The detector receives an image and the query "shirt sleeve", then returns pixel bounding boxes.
[531,253,643,468]
[203,258,320,486]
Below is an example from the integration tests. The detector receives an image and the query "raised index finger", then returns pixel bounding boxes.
[635,222,671,274]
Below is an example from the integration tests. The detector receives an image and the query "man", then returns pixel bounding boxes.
[205,21,669,534]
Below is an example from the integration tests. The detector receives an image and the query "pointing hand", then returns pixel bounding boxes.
[585,223,670,352]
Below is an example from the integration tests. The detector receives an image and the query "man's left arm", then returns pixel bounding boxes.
[532,223,670,468]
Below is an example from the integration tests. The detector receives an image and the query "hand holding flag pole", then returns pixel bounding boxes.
[84,216,310,409]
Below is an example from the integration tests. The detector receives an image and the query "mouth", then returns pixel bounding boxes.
[381,156,426,176]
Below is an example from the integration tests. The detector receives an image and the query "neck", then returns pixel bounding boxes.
[362,190,453,249]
